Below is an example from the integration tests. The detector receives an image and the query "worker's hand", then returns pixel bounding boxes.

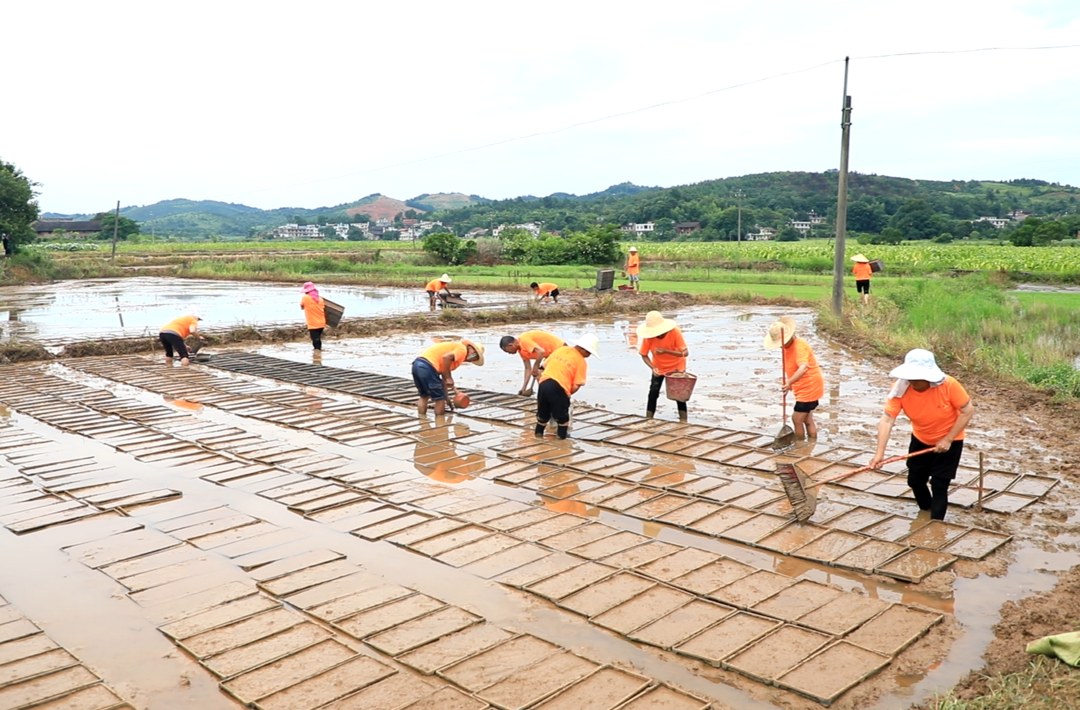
[781,382,791,393]
[933,437,952,453]
[868,455,884,469]
[518,388,530,396]
[652,367,663,377]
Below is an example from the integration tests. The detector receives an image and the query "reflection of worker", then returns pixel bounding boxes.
[624,246,640,290]
[764,316,824,440]
[536,335,599,440]
[530,282,559,303]
[159,311,203,366]
[500,330,566,396]
[637,311,689,422]
[300,281,326,351]
[870,349,974,521]
[425,274,452,309]
[851,254,872,306]
[411,339,485,416]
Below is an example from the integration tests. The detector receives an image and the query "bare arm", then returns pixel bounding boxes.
[869,413,897,468]
[440,352,457,390]
[640,354,660,376]
[936,401,974,452]
[782,363,809,392]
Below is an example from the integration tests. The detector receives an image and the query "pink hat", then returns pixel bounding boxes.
[302,282,317,292]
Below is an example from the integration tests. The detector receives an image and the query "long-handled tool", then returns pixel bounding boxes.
[776,448,934,521]
[772,328,796,451]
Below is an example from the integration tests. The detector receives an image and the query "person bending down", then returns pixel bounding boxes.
[535,334,599,439]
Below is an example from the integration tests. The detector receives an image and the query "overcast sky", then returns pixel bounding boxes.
[5,1,1078,214]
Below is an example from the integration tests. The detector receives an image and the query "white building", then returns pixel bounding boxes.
[746,226,775,241]
[621,222,655,236]
[974,216,1010,229]
[492,222,542,238]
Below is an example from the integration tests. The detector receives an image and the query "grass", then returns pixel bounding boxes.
[921,658,1080,710]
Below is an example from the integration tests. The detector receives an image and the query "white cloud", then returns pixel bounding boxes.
[3,0,1077,213]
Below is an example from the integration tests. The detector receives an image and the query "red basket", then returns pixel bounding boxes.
[664,372,698,402]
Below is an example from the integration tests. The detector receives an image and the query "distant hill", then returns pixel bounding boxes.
[407,193,487,211]
[344,195,418,221]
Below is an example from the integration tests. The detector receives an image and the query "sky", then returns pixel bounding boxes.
[4,0,1079,215]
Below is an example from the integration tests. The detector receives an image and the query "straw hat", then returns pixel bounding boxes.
[851,254,870,263]
[440,273,452,282]
[628,246,638,252]
[889,349,946,383]
[574,333,601,357]
[461,339,485,366]
[637,311,677,339]
[763,316,797,349]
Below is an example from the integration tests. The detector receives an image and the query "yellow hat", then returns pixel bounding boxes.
[851,254,870,263]
[763,316,797,349]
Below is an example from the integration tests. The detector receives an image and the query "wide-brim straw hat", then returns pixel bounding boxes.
[637,310,677,339]
[461,339,485,366]
[574,334,601,358]
[440,273,452,282]
[851,254,870,263]
[889,349,946,383]
[763,316,797,349]
[628,246,638,252]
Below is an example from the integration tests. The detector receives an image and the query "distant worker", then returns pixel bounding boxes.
[1,233,11,257]
[764,316,824,440]
[300,281,326,351]
[536,334,599,440]
[500,330,566,396]
[624,246,640,290]
[851,254,873,306]
[159,311,203,367]
[411,339,485,416]
[530,282,560,304]
[425,274,452,309]
[870,349,974,521]
[637,311,690,422]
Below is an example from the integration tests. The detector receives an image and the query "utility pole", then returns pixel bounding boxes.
[735,189,744,243]
[110,200,120,262]
[831,58,852,318]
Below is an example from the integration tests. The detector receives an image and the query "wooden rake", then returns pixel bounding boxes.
[776,448,934,522]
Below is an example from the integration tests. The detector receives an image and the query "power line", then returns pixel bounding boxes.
[211,43,1080,201]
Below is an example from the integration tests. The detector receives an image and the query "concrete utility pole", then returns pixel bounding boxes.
[831,58,852,318]
[735,189,745,243]
[110,201,120,262]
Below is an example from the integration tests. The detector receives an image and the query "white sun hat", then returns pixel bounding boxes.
[573,333,601,357]
[889,349,946,383]
[628,246,638,252]
[440,273,452,282]
[637,311,677,339]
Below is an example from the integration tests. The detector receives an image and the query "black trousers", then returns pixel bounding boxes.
[159,331,188,359]
[648,373,686,414]
[308,328,323,350]
[906,435,964,520]
[536,379,571,425]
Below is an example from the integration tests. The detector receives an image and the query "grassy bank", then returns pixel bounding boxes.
[819,273,1080,398]
[920,658,1080,710]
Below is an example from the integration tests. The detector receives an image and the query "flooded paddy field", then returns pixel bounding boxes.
[0,301,1076,709]
[0,278,526,344]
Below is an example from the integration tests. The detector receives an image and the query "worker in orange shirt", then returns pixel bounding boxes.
[624,246,640,290]
[870,349,974,520]
[764,316,824,440]
[536,334,599,439]
[500,330,566,395]
[851,254,873,306]
[411,339,485,416]
[425,274,452,309]
[300,281,326,351]
[637,311,690,422]
[159,311,203,366]
[530,282,560,303]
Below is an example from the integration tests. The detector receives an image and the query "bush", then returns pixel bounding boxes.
[422,231,475,265]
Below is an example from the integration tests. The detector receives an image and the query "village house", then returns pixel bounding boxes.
[32,219,103,239]
[746,226,776,241]
[492,222,542,238]
[674,221,701,235]
[621,222,655,236]
[974,216,1010,229]
[1008,209,1034,221]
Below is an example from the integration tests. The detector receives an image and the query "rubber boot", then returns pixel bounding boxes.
[646,410,655,419]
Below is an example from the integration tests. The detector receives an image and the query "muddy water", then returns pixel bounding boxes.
[0,277,525,342]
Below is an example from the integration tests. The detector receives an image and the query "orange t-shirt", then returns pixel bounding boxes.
[420,342,467,374]
[784,338,824,402]
[540,345,587,396]
[853,262,873,280]
[639,326,687,375]
[300,294,326,329]
[884,375,970,443]
[160,315,198,338]
[534,283,558,295]
[518,330,565,361]
[626,253,640,275]
[426,278,449,292]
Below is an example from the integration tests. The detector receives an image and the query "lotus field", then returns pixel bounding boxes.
[637,241,1080,275]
